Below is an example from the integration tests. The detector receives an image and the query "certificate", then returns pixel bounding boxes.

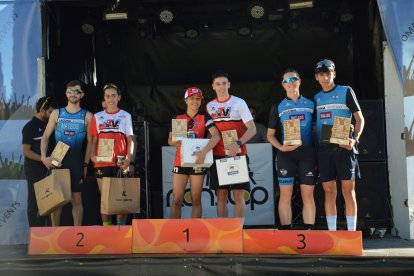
[96,138,114,162]
[283,119,302,146]
[330,116,351,145]
[172,119,187,141]
[50,141,70,167]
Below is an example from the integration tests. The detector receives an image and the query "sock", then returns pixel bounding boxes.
[279,224,292,230]
[326,216,337,231]
[303,224,314,230]
[103,221,112,226]
[116,221,126,226]
[346,216,357,231]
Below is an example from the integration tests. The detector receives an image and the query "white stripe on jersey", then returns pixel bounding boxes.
[279,107,314,117]
[316,104,349,111]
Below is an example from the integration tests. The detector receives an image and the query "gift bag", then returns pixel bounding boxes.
[34,169,72,216]
[101,176,140,215]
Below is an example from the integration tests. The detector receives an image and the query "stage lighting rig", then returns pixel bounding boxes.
[103,0,128,21]
[159,8,174,24]
[250,2,265,19]
[288,0,314,10]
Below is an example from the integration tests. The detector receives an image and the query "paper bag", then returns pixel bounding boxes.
[34,169,72,216]
[216,156,249,186]
[101,177,140,215]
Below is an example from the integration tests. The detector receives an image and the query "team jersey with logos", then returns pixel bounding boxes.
[90,109,134,167]
[314,85,360,144]
[206,95,253,156]
[55,108,87,157]
[171,113,215,167]
[268,95,314,146]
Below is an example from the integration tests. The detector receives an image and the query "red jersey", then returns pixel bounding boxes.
[172,113,215,167]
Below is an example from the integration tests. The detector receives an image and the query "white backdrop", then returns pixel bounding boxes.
[162,143,275,226]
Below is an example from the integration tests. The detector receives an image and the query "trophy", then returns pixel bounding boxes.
[96,138,114,162]
[50,141,70,167]
[172,119,187,141]
[222,129,241,155]
[283,119,302,146]
[329,116,352,145]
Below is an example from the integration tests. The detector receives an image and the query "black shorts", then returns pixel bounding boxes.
[94,166,122,179]
[317,147,361,182]
[276,146,316,186]
[208,155,250,191]
[172,166,207,175]
[61,163,83,193]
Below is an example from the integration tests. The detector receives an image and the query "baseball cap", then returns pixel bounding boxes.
[315,59,335,73]
[184,87,203,99]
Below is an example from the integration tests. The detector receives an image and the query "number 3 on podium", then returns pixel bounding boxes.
[296,233,306,250]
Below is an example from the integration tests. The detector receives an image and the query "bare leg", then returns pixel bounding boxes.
[216,189,228,217]
[341,180,357,216]
[50,207,62,226]
[232,188,245,218]
[72,192,83,226]
[278,185,293,225]
[97,178,111,224]
[189,174,204,218]
[300,184,315,224]
[322,180,337,216]
[170,173,189,218]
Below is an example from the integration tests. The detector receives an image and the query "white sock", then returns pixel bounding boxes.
[326,216,337,231]
[346,216,357,231]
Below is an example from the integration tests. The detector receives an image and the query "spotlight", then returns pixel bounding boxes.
[160,8,174,24]
[250,3,265,19]
[103,0,128,20]
[288,0,314,10]
[238,26,252,36]
[185,28,199,38]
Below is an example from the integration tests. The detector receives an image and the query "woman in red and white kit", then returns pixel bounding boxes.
[168,87,220,218]
[90,83,135,226]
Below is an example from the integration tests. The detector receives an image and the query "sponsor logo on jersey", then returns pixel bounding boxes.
[212,106,231,119]
[320,111,332,119]
[64,130,75,136]
[289,114,305,121]
[332,94,339,100]
[279,169,287,176]
[99,119,121,130]
[305,171,314,176]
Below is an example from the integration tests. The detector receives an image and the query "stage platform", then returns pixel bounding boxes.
[1,234,414,275]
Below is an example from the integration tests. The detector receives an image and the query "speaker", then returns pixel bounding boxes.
[358,100,386,161]
[356,161,392,228]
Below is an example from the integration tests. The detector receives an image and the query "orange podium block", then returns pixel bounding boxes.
[28,226,132,255]
[132,218,243,254]
[243,230,362,256]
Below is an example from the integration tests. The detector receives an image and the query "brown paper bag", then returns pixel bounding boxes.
[101,177,140,215]
[34,169,72,216]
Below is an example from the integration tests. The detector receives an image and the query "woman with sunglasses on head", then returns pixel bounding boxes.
[89,83,135,226]
[168,87,220,218]
[267,68,316,230]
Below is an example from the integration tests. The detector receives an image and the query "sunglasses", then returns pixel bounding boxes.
[39,97,50,110]
[188,118,195,130]
[66,89,83,95]
[104,83,119,90]
[282,76,300,84]
[316,60,335,70]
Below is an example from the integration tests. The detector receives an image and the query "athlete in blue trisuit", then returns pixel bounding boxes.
[41,80,93,226]
[314,59,365,231]
[267,68,316,230]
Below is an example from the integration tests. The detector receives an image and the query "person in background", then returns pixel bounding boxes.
[41,80,93,226]
[22,96,54,226]
[267,68,316,230]
[246,106,267,144]
[314,59,364,231]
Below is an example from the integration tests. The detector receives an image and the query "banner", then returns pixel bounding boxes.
[0,0,42,244]
[162,143,275,226]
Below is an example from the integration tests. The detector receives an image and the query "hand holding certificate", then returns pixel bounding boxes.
[222,129,241,155]
[283,119,302,146]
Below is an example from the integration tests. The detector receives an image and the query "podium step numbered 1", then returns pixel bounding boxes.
[28,219,362,256]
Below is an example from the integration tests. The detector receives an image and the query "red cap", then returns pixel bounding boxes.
[184,87,203,99]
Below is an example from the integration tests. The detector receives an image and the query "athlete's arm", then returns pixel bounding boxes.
[193,125,220,164]
[83,112,93,166]
[40,109,58,169]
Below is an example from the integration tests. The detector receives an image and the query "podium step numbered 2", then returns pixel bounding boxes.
[28,219,362,256]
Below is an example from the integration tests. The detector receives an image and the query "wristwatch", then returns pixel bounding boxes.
[236,140,242,146]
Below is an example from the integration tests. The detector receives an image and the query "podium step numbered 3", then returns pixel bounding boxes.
[28,219,362,256]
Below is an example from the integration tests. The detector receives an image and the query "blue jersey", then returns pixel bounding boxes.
[55,108,87,154]
[314,85,360,144]
[268,95,314,146]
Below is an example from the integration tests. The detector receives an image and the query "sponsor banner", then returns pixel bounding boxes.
[0,180,29,245]
[162,143,275,226]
